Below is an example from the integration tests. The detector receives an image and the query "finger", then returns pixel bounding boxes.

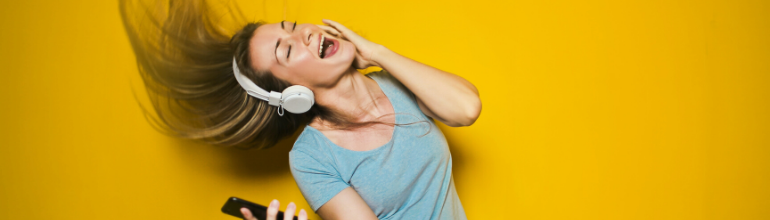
[266,199,279,220]
[321,19,361,41]
[283,202,296,220]
[316,25,341,37]
[321,19,351,34]
[241,207,258,220]
[298,209,308,220]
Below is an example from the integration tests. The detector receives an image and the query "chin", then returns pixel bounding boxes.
[316,40,356,80]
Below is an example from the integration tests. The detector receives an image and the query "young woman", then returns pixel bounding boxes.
[120,1,480,219]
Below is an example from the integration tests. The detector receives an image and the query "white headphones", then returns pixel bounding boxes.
[232,58,315,116]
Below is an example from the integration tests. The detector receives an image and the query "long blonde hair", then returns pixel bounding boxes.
[119,0,407,149]
[119,0,307,149]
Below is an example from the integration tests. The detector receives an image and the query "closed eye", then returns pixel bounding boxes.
[286,21,297,61]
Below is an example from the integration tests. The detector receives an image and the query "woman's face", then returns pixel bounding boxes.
[248,21,356,89]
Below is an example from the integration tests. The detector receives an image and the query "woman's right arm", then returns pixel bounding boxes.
[316,187,379,220]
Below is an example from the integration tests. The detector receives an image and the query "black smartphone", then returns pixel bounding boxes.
[221,197,299,220]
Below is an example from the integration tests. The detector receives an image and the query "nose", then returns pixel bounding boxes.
[297,24,316,47]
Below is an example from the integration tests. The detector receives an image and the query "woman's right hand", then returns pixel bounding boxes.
[240,199,308,220]
[317,19,386,69]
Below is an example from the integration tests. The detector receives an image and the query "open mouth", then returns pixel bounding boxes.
[319,35,338,59]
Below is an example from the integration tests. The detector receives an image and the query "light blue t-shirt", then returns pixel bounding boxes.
[289,71,467,220]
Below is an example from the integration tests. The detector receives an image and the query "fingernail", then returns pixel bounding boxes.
[299,209,307,217]
[241,208,251,216]
[270,199,279,207]
[287,202,296,209]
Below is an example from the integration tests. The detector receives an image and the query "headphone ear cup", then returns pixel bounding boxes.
[281,85,315,114]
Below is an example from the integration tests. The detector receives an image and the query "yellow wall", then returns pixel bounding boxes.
[1,0,768,219]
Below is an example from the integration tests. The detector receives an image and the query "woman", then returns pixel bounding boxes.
[120,0,480,219]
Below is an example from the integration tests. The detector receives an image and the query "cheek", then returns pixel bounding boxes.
[284,44,356,86]
[286,55,328,83]
[341,41,356,60]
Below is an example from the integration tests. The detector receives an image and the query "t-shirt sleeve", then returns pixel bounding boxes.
[289,149,350,211]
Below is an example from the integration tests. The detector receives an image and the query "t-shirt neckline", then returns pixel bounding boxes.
[305,72,398,153]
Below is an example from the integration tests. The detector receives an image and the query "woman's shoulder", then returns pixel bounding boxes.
[289,126,344,173]
[289,126,330,162]
[366,70,427,118]
[366,69,400,88]
[291,125,321,152]
[366,70,415,101]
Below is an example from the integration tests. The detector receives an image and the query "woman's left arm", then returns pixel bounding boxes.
[321,20,482,127]
[375,48,481,127]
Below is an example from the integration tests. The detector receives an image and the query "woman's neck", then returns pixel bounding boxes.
[312,68,389,126]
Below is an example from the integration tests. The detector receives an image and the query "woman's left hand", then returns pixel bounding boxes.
[318,19,386,69]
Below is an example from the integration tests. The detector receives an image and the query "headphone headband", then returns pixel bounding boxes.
[232,58,282,106]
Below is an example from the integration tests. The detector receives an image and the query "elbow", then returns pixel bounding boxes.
[447,98,481,127]
[459,84,482,127]
[462,100,482,126]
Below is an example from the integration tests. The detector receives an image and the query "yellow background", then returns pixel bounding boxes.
[1,0,768,219]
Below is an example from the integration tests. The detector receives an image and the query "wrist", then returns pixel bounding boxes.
[369,44,389,67]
